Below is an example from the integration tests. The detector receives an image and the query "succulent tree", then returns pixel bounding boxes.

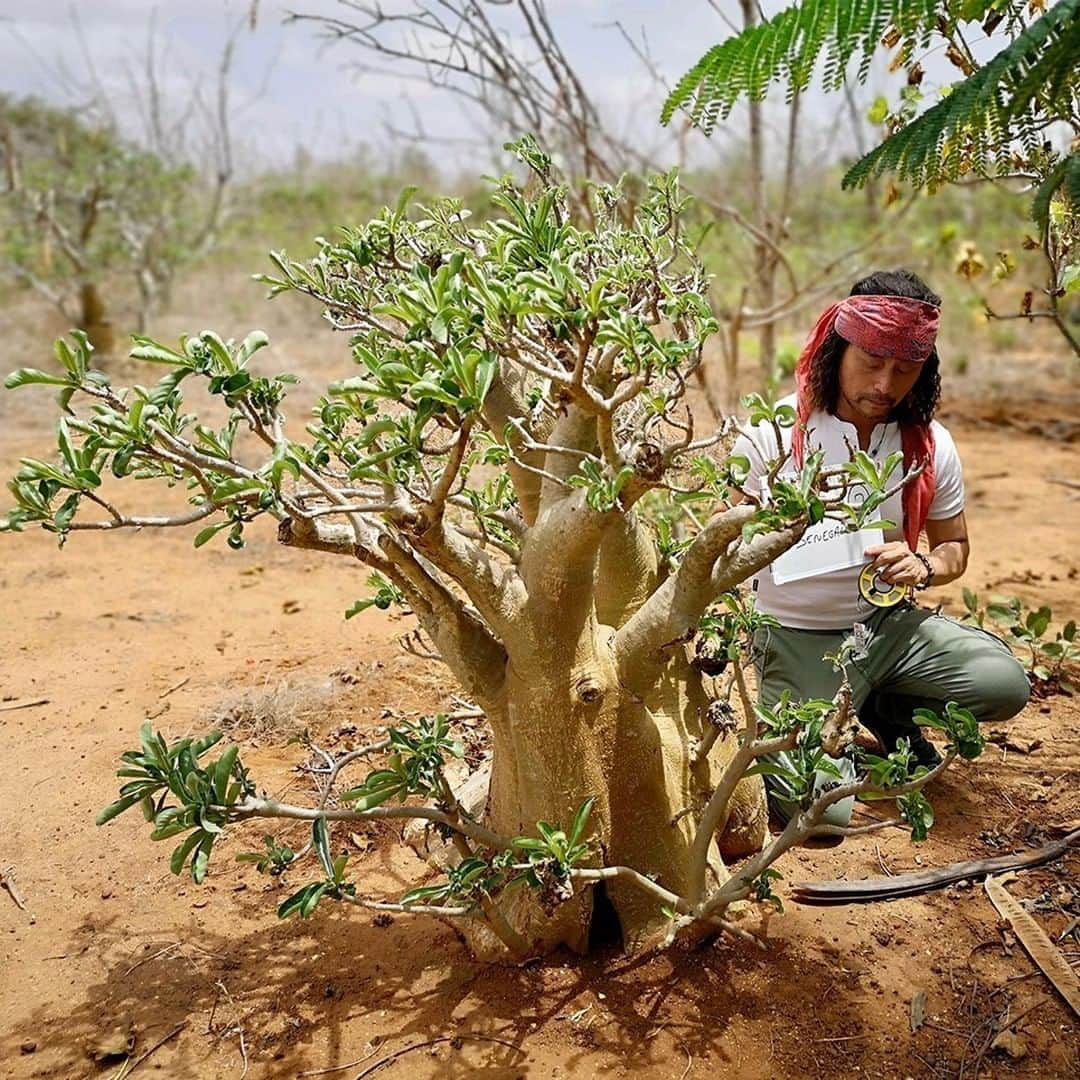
[2,139,982,961]
[1,83,233,345]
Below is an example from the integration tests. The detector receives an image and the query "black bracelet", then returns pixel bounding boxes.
[913,552,935,590]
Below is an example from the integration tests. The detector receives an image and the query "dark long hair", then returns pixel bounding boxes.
[803,269,943,426]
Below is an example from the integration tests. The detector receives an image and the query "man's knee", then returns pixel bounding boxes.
[968,651,1030,723]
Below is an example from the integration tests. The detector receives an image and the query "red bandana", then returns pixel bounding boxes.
[791,295,941,550]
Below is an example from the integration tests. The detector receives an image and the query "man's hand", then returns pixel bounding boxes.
[864,541,930,587]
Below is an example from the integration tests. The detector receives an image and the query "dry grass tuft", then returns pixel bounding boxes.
[204,675,344,744]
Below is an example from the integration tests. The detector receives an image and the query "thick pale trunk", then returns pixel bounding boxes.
[79,282,115,356]
[462,629,766,961]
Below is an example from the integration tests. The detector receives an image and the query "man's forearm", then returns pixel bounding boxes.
[926,540,968,587]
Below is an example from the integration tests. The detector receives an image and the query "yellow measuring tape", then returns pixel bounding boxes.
[858,562,908,608]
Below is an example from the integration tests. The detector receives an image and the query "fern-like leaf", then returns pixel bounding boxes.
[841,0,1080,190]
[665,0,1078,197]
[661,0,941,133]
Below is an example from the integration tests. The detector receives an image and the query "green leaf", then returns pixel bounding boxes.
[213,746,239,804]
[193,731,225,756]
[111,444,137,478]
[129,336,190,366]
[210,477,264,501]
[401,883,452,907]
[430,314,449,344]
[567,797,595,849]
[4,368,71,390]
[1027,606,1052,639]
[898,790,935,842]
[278,883,317,919]
[236,330,270,366]
[392,185,418,225]
[301,882,328,918]
[170,831,203,876]
[151,818,193,842]
[340,778,403,810]
[193,522,229,548]
[95,791,149,826]
[191,837,213,883]
[313,817,334,879]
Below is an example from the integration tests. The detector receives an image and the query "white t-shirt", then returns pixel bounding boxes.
[730,393,965,629]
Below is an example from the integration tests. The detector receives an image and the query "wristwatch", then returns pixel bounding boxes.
[913,552,935,590]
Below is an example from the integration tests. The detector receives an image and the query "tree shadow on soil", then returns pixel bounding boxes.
[0,881,883,1079]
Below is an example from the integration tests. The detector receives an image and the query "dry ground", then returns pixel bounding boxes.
[0,272,1078,1079]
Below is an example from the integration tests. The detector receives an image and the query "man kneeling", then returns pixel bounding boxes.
[732,270,1030,827]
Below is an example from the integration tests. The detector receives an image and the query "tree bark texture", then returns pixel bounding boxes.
[79,282,115,356]
[412,504,770,961]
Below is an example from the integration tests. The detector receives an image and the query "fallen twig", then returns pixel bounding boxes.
[123,942,183,977]
[0,866,28,911]
[237,1026,248,1080]
[353,1034,523,1079]
[678,1043,693,1080]
[297,1041,381,1076]
[158,675,190,699]
[0,697,48,712]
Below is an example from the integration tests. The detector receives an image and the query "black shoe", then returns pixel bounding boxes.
[904,726,943,770]
[859,695,943,770]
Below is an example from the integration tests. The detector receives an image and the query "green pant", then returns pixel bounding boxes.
[752,604,1030,826]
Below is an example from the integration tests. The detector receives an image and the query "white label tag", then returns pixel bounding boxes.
[764,475,881,585]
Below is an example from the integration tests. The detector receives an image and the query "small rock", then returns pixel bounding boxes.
[89,1021,136,1063]
[100,889,112,900]
[990,1030,1027,1060]
[20,1041,36,1054]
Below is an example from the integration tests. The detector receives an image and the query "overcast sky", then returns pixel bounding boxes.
[0,1,980,176]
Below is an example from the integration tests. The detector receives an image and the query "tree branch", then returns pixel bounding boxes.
[614,506,804,690]
[230,796,509,851]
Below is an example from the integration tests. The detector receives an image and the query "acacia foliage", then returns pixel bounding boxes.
[663,1,1080,203]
